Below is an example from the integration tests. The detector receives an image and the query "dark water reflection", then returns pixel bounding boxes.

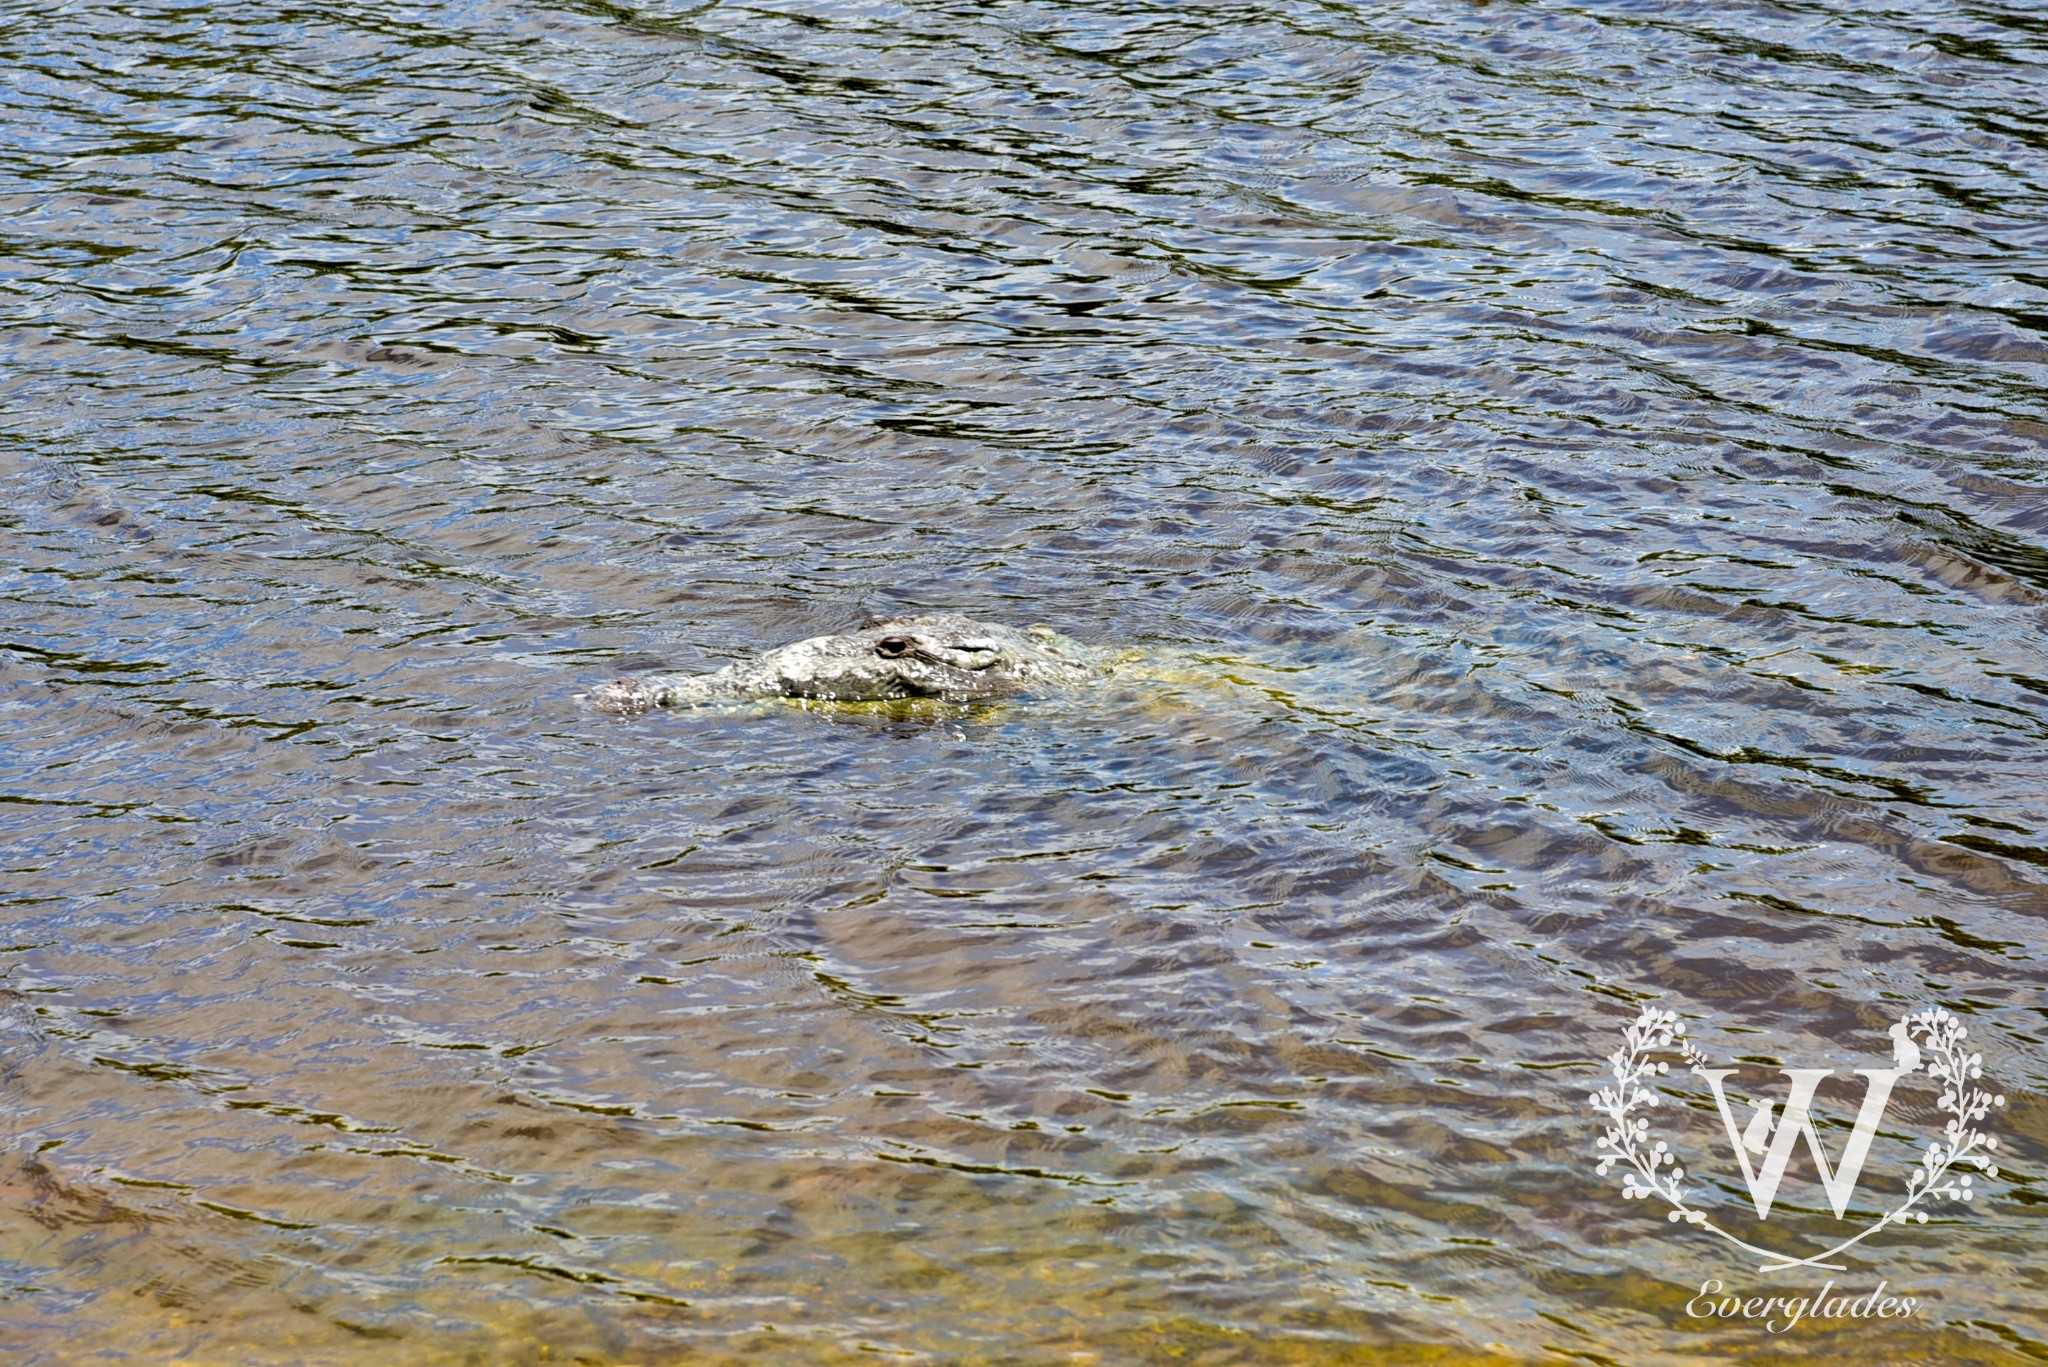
[2,0,2046,1360]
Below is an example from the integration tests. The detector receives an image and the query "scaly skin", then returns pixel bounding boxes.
[586,614,1100,712]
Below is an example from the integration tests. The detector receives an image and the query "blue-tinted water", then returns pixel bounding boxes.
[1,0,2044,1361]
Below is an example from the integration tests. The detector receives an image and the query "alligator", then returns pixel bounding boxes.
[585,614,1103,712]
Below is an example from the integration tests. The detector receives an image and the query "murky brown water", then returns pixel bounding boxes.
[3,0,2046,1361]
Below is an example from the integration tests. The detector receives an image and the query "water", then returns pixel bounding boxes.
[2,0,2045,1360]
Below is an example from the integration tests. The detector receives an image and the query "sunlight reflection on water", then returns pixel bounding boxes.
[1,0,2045,1360]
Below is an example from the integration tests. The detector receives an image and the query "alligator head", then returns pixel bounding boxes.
[586,614,1098,712]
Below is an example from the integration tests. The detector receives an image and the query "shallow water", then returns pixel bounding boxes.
[2,0,2046,1361]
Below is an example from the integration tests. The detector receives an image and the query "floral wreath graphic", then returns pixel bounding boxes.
[1590,1006,2005,1273]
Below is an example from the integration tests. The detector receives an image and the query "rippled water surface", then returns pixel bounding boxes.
[3,0,2047,1361]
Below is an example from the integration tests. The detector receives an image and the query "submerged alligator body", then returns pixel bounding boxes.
[586,614,1101,712]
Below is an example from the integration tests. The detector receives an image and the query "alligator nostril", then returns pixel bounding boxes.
[875,636,913,658]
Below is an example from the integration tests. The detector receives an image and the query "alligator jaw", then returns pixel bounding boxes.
[583,663,763,712]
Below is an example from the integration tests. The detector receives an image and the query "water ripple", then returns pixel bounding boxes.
[2,0,2045,1362]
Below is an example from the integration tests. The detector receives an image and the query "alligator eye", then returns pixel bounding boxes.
[875,636,913,658]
